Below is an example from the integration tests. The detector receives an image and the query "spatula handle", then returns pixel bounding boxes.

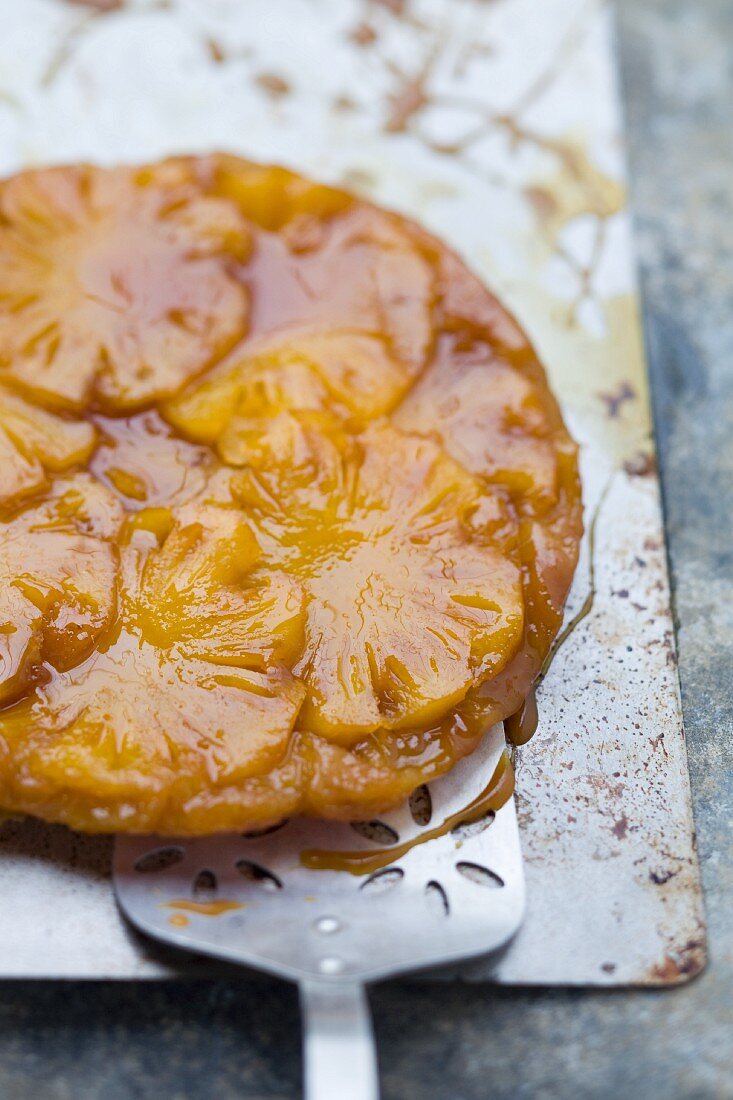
[299,978,379,1100]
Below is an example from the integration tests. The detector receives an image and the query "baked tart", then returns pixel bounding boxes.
[0,156,581,833]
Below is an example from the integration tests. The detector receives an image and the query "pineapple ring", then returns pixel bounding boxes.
[164,328,415,449]
[0,162,250,412]
[0,499,307,828]
[0,475,121,707]
[0,384,97,511]
[0,156,581,833]
[231,417,524,742]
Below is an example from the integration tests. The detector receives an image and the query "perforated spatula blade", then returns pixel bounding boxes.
[114,725,524,1100]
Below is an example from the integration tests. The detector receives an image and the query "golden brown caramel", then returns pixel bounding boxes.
[301,750,515,875]
[0,385,96,511]
[0,162,249,412]
[0,155,581,834]
[163,900,244,916]
[232,420,524,741]
[0,476,120,707]
[504,689,539,746]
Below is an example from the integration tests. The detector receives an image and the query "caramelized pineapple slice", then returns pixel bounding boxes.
[165,329,410,451]
[127,502,305,670]
[0,476,121,706]
[237,201,435,375]
[0,162,249,411]
[227,408,352,505]
[0,637,306,830]
[232,420,524,742]
[165,180,436,445]
[0,384,96,509]
[210,158,352,233]
[0,497,307,827]
[395,348,561,513]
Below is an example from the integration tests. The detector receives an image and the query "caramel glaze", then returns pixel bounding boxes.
[300,751,514,876]
[536,478,608,692]
[503,689,538,746]
[163,899,244,916]
[0,155,583,836]
[501,481,606,750]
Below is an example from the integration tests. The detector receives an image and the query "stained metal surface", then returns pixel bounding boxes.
[113,726,524,984]
[486,449,706,984]
[0,0,705,985]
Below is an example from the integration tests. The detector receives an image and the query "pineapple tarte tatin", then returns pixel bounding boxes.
[0,156,581,833]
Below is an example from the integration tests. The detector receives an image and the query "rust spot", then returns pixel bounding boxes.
[255,72,291,100]
[586,774,624,798]
[624,451,657,478]
[206,37,226,63]
[350,22,378,46]
[333,95,358,113]
[649,940,706,983]
[651,957,680,982]
[612,814,629,840]
[598,381,636,418]
[650,869,676,885]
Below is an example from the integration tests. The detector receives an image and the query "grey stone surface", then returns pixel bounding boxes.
[0,0,730,1096]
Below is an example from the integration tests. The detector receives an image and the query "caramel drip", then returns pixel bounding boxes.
[537,478,610,684]
[300,752,514,876]
[163,899,244,916]
[503,689,538,746]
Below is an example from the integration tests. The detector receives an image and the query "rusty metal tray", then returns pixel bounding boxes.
[0,0,705,985]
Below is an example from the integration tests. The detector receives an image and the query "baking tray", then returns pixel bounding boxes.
[0,0,705,985]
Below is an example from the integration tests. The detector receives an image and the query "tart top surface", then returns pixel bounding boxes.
[0,155,581,834]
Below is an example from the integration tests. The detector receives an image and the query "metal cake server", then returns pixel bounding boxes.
[114,725,524,1100]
